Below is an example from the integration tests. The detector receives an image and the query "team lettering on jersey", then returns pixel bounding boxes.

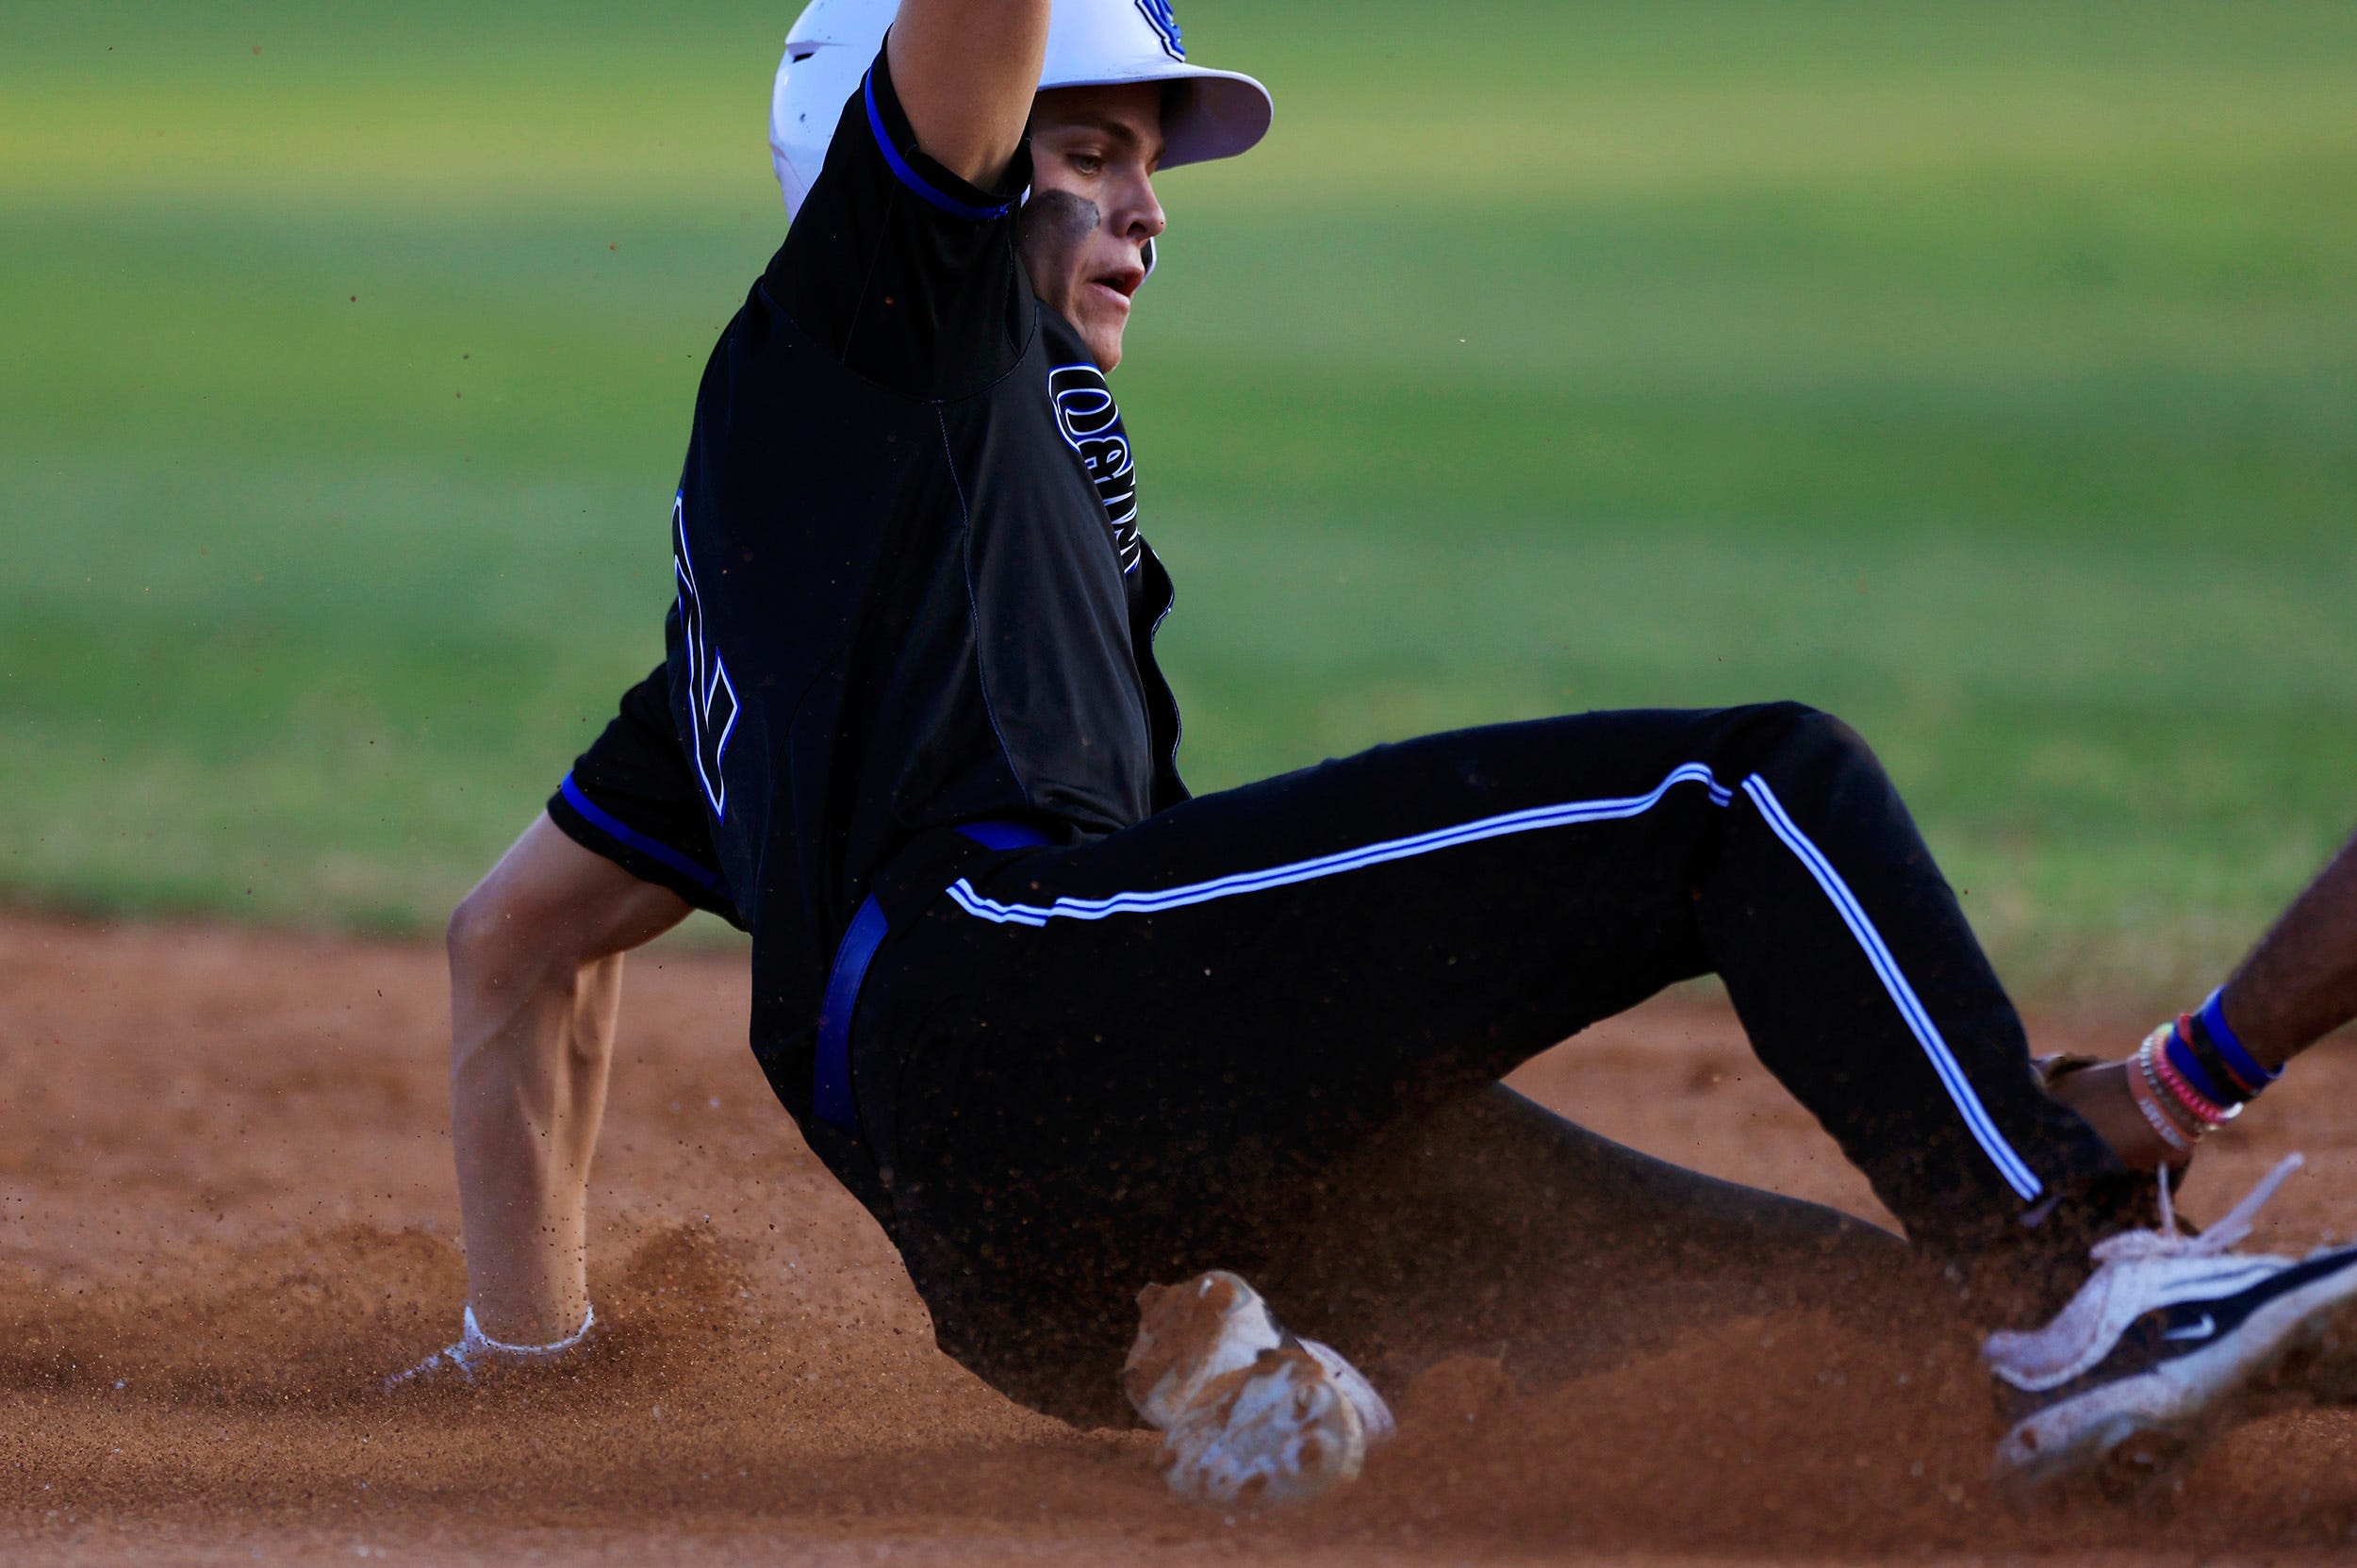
[671,491,738,816]
[1047,363,1142,573]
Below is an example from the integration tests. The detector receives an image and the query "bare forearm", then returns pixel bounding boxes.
[450,951,618,1343]
[2222,829,2357,1069]
[886,0,1050,187]
[437,817,690,1352]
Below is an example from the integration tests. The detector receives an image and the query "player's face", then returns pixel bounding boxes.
[1021,83,1167,373]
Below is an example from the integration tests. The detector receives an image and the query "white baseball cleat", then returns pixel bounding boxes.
[1123,1270,1394,1508]
[1986,1155,2357,1488]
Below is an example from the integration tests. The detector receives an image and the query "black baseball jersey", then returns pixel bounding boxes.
[665,45,1185,1134]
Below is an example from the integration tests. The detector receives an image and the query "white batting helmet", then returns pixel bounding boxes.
[769,0,1272,218]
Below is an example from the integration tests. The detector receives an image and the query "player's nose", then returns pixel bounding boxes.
[1116,171,1166,243]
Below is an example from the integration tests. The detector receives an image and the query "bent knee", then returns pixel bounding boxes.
[1784,702,1872,758]
[1722,701,1880,778]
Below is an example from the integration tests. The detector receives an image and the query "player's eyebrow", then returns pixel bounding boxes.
[1044,110,1166,166]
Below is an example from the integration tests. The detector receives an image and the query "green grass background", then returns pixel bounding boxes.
[3,1,2352,1000]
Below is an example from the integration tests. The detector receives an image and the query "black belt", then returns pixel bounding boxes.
[813,819,1051,1133]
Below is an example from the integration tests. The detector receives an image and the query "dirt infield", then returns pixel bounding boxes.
[8,914,2357,1564]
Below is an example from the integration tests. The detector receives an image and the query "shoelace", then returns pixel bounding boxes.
[2089,1152,2306,1264]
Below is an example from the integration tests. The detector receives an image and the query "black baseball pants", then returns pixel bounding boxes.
[851,702,2129,1423]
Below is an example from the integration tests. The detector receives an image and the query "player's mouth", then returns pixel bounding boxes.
[1088,265,1145,313]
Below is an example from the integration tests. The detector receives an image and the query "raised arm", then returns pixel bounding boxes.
[885,0,1050,190]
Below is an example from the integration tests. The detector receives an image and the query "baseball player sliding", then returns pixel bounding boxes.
[400,0,2357,1506]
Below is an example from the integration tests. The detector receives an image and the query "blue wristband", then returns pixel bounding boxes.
[2200,987,2281,1088]
[2163,1028,2231,1107]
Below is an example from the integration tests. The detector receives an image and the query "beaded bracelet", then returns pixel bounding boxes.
[2139,1027,2217,1141]
[2164,1014,2237,1107]
[2127,1032,2197,1155]
[2150,1034,2235,1127]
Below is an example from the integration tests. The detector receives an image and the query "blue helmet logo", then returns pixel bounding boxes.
[1132,0,1185,60]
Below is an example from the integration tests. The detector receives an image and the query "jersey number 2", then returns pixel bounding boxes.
[671,492,738,817]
